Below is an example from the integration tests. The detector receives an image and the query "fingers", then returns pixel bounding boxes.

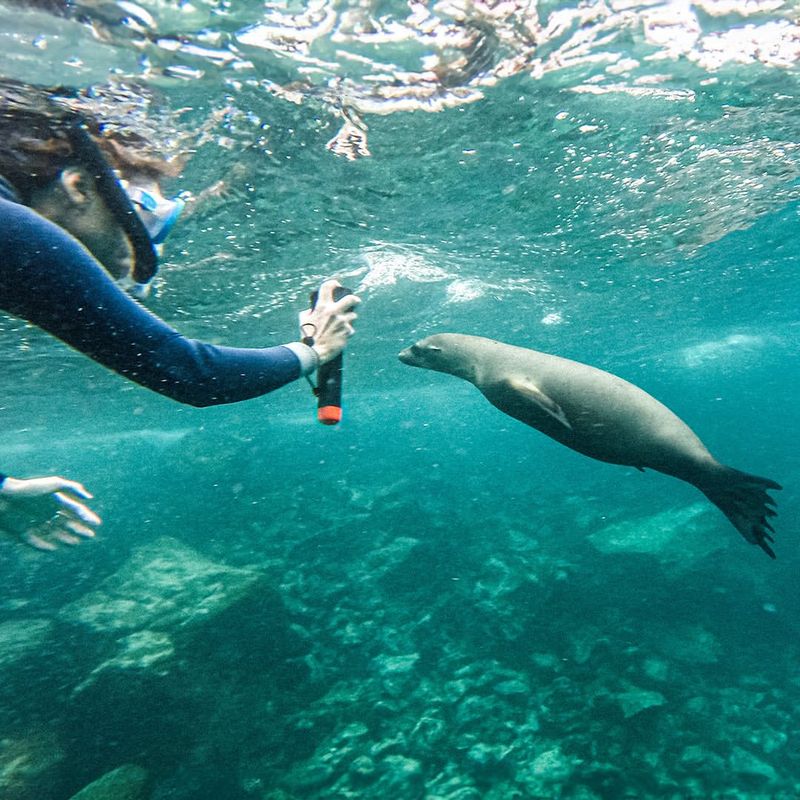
[62,518,97,539]
[53,492,102,526]
[315,279,338,305]
[331,291,361,315]
[297,281,361,365]
[55,479,93,500]
[53,530,82,546]
[314,280,361,314]
[18,515,97,553]
[3,475,94,499]
[23,532,58,552]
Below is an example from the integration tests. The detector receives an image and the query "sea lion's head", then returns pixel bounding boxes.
[399,333,478,381]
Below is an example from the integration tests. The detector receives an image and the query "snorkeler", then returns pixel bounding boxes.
[0,79,360,550]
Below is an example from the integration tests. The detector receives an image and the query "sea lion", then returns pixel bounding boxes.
[399,334,781,558]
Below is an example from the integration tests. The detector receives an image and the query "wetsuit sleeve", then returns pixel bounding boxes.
[0,474,6,490]
[0,198,305,407]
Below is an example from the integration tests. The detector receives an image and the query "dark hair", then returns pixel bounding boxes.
[0,79,185,201]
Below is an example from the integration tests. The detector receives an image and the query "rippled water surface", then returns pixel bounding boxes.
[1,1,799,798]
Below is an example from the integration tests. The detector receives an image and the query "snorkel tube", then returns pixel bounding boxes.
[66,120,159,286]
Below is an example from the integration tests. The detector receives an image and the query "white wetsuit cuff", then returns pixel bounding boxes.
[284,341,319,376]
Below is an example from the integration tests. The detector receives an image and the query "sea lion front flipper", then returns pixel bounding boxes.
[505,377,572,430]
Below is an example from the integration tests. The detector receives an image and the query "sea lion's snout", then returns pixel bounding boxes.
[398,344,419,365]
[397,342,422,367]
[399,339,443,368]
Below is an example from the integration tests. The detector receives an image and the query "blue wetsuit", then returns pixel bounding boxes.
[0,178,308,408]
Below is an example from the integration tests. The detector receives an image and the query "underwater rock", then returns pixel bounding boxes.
[482,784,526,800]
[409,714,447,752]
[729,746,778,783]
[442,788,483,800]
[466,742,510,774]
[455,694,504,730]
[642,657,670,682]
[654,624,721,665]
[67,764,149,800]
[493,678,529,697]
[369,733,408,759]
[0,619,53,669]
[349,755,377,781]
[615,685,667,718]
[72,630,175,696]
[375,652,420,675]
[516,745,574,790]
[424,769,481,800]
[679,744,725,775]
[568,625,605,665]
[588,503,728,567]
[364,536,421,579]
[59,536,261,636]
[474,557,526,601]
[372,755,424,798]
[443,679,470,703]
[374,652,420,697]
[282,760,335,791]
[0,730,64,800]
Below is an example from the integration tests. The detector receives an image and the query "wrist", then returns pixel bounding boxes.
[284,341,320,376]
[0,476,20,496]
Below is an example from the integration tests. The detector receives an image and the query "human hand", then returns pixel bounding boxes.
[0,476,102,551]
[299,280,361,365]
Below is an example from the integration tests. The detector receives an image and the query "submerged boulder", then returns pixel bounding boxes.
[0,730,64,800]
[615,685,666,718]
[588,503,727,567]
[72,630,176,696]
[0,619,53,669]
[55,536,271,764]
[67,764,149,800]
[729,746,778,783]
[59,536,261,637]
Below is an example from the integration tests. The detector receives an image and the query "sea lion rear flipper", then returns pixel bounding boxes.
[505,377,572,430]
[698,467,782,559]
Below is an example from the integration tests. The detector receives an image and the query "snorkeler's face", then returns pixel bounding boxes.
[34,167,135,280]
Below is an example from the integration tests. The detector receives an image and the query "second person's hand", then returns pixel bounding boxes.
[0,475,102,551]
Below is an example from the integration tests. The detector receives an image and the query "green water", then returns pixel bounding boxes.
[1,1,800,797]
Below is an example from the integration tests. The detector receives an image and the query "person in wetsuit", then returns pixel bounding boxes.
[0,80,360,550]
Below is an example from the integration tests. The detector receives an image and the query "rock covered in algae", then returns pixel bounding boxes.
[653,623,720,664]
[729,746,778,783]
[72,630,176,696]
[615,685,667,718]
[0,619,52,669]
[59,536,261,636]
[0,731,64,800]
[67,764,149,800]
[588,502,727,565]
[516,745,575,788]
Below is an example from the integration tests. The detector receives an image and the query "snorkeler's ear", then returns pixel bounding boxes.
[59,167,93,206]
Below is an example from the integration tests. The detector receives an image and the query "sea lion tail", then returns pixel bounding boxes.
[698,467,781,559]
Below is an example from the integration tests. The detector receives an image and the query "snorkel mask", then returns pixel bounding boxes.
[65,120,184,294]
[122,183,185,245]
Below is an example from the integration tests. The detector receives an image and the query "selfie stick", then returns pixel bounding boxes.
[309,286,351,425]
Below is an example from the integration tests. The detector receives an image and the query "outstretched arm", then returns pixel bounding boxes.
[0,198,358,407]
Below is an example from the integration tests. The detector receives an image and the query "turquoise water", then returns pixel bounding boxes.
[1,1,800,797]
